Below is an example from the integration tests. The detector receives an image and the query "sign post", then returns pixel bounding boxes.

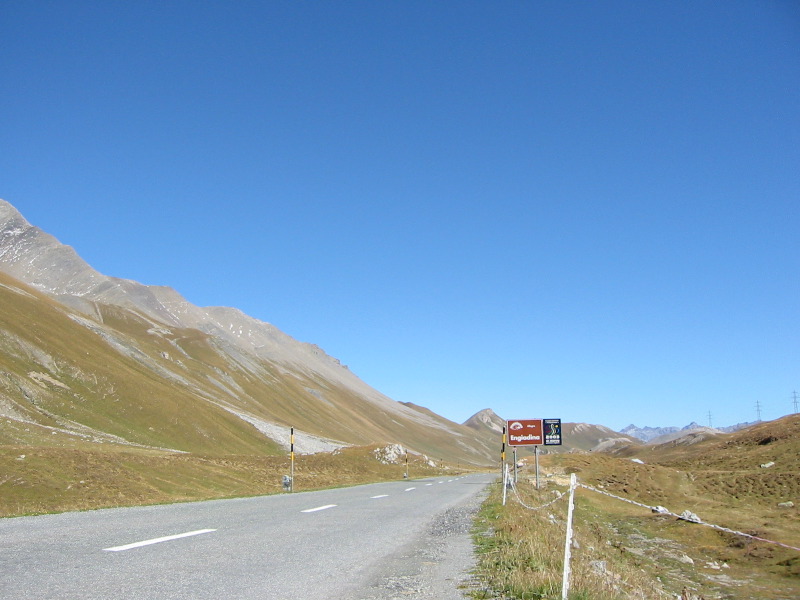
[506,418,562,489]
[506,419,562,447]
[513,447,518,484]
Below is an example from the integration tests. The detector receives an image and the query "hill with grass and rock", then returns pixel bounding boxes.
[482,414,800,599]
[0,199,514,515]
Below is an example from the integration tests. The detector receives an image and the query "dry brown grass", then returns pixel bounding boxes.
[0,444,463,517]
[540,451,798,598]
[472,418,800,599]
[472,477,661,599]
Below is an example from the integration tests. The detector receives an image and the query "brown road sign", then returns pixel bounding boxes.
[506,419,543,446]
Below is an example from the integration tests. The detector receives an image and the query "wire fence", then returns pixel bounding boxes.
[509,476,566,511]
[577,481,800,553]
[504,469,800,599]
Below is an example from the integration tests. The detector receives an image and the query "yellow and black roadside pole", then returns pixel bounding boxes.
[501,425,506,476]
[501,425,508,505]
[290,426,295,492]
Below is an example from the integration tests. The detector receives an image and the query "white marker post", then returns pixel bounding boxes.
[502,463,509,506]
[561,473,577,600]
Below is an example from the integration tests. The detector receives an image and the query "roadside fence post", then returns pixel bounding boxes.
[502,463,509,506]
[561,473,577,600]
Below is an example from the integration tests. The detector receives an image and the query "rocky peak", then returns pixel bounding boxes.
[464,408,505,433]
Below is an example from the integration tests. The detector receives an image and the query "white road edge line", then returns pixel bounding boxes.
[404,487,416,492]
[301,504,337,513]
[371,495,389,499]
[103,529,216,552]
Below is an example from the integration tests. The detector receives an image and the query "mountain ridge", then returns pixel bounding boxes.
[621,420,758,443]
[0,199,490,464]
[0,200,446,431]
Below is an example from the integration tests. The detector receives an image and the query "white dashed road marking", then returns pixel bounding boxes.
[301,504,337,513]
[103,529,216,552]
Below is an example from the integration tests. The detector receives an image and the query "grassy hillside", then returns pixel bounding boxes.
[0,274,279,455]
[473,415,800,599]
[0,271,499,515]
[0,271,496,460]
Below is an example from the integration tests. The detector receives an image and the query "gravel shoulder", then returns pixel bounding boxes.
[349,482,490,599]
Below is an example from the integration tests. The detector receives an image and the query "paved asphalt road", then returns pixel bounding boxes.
[1,473,494,599]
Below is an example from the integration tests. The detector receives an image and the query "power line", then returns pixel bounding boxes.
[756,400,762,421]
[793,391,798,414]
[707,411,713,428]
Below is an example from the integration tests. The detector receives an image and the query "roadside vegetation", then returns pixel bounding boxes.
[472,477,658,599]
[470,415,800,599]
[0,443,465,517]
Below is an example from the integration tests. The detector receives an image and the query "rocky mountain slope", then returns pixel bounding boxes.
[0,199,494,465]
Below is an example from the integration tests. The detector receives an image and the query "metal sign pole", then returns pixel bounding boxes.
[513,448,518,484]
[535,445,540,490]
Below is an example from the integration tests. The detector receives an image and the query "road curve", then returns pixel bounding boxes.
[1,473,494,599]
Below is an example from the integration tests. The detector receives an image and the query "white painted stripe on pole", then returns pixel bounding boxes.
[103,529,216,552]
[404,487,416,492]
[301,504,337,513]
[371,495,389,499]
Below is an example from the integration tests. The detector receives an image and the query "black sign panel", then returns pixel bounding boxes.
[543,418,562,445]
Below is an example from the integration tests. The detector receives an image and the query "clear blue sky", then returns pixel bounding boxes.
[2,1,798,431]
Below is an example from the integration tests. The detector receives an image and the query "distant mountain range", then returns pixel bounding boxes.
[620,421,757,444]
